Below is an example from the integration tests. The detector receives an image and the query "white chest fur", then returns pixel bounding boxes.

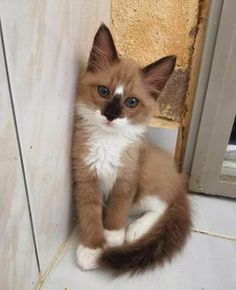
[77,104,145,198]
[85,131,129,197]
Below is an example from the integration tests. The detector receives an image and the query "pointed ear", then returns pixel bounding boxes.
[142,56,176,99]
[87,24,118,71]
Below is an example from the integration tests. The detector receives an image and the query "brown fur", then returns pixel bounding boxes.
[100,142,191,275]
[72,24,191,274]
[78,58,156,124]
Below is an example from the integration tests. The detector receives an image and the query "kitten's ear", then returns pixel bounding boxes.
[87,24,118,71]
[142,56,176,99]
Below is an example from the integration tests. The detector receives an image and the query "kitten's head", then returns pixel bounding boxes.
[77,24,176,132]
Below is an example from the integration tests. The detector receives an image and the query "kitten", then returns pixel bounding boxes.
[72,24,191,275]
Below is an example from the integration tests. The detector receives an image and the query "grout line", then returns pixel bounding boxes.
[191,228,236,241]
[0,18,41,272]
[34,228,77,290]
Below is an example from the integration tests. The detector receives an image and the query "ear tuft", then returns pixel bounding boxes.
[142,55,176,98]
[87,24,118,71]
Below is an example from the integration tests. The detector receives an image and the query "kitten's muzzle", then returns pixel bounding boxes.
[103,97,121,121]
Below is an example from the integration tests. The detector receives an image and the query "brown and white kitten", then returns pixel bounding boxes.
[72,24,191,275]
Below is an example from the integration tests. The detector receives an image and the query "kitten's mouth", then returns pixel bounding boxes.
[105,120,113,127]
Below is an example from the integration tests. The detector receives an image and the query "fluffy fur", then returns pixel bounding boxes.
[72,24,192,275]
[77,103,145,199]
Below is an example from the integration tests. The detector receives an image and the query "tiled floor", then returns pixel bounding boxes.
[39,194,236,290]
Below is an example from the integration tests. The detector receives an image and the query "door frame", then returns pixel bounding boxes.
[184,0,236,198]
[183,0,224,174]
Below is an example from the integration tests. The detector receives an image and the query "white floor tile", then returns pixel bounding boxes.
[41,229,236,290]
[190,193,236,237]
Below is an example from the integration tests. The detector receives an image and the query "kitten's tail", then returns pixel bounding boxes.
[99,193,191,275]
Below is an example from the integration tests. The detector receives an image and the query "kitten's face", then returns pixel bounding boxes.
[79,58,155,129]
[77,25,176,132]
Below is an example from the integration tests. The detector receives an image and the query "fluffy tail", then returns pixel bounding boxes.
[99,193,192,275]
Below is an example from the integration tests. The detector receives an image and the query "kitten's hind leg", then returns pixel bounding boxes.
[126,195,167,243]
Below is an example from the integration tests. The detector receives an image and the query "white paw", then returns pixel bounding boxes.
[76,244,102,270]
[126,221,147,243]
[126,212,159,243]
[104,229,125,247]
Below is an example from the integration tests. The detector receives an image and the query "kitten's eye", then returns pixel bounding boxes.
[125,97,139,108]
[97,86,109,97]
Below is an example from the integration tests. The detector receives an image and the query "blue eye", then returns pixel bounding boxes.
[97,86,109,97]
[125,97,139,108]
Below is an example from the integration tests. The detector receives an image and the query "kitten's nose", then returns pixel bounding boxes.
[104,112,117,121]
[103,99,121,121]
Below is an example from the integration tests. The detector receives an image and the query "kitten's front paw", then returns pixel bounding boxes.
[76,244,102,270]
[104,229,125,247]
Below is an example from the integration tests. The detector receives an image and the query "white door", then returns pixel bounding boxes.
[189,0,236,198]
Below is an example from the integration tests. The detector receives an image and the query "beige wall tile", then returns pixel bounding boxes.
[0,0,111,273]
[0,34,39,289]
